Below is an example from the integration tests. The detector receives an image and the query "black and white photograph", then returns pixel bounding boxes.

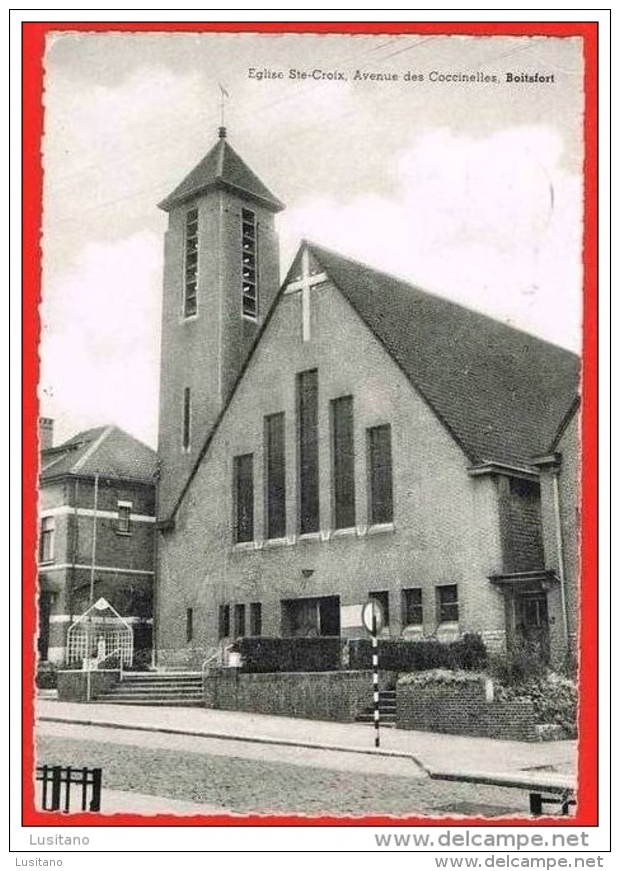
[28,24,594,831]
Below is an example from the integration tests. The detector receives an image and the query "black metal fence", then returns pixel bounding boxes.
[36,765,102,813]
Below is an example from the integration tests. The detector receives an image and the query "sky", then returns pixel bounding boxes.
[39,30,585,448]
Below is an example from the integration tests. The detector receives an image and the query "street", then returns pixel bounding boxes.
[36,721,532,818]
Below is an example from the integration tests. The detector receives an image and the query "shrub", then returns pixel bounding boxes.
[36,663,58,689]
[349,633,487,672]
[397,668,484,688]
[495,673,577,738]
[237,637,342,672]
[489,639,548,685]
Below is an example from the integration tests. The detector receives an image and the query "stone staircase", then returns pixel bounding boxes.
[355,689,397,727]
[94,671,204,706]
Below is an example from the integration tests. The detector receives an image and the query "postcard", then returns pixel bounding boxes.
[16,17,604,856]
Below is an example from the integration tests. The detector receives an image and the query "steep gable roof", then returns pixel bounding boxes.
[308,243,580,469]
[40,426,157,484]
[158,131,284,213]
[165,240,580,521]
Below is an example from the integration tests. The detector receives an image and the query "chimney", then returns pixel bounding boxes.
[39,417,54,452]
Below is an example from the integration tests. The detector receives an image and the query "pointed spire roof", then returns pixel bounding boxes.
[158,128,285,213]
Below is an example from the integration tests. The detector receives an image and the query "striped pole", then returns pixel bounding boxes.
[372,608,380,748]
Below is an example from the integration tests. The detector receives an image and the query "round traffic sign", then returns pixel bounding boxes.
[361,599,384,634]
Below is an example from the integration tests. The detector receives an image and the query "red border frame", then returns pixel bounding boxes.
[22,19,598,829]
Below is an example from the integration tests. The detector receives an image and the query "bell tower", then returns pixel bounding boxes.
[156,128,284,518]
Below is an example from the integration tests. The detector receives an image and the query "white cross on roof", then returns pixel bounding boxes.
[283,248,327,342]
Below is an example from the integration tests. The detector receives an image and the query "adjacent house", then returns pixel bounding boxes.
[38,422,157,665]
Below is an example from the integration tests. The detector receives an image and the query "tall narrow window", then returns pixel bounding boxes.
[297,370,319,534]
[234,603,246,638]
[437,584,459,623]
[182,387,191,451]
[331,396,355,529]
[184,208,199,318]
[39,517,55,563]
[117,501,132,534]
[402,588,423,626]
[250,602,262,636]
[186,608,194,643]
[218,604,230,639]
[368,424,394,525]
[241,208,258,319]
[265,412,286,539]
[234,454,254,543]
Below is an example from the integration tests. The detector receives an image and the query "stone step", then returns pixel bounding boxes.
[121,673,202,682]
[118,679,203,688]
[99,700,204,706]
[97,690,202,699]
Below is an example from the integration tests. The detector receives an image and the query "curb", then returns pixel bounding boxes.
[38,715,429,773]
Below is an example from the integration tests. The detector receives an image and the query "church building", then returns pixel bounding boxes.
[154,129,580,670]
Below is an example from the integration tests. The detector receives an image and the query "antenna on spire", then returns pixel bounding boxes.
[218,82,230,137]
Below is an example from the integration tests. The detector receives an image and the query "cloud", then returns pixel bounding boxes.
[39,231,162,446]
[279,126,582,351]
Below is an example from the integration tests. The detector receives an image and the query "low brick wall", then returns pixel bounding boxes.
[397,679,538,742]
[57,669,120,702]
[204,670,383,722]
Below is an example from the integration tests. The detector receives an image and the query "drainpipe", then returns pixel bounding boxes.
[86,474,99,702]
[551,468,570,656]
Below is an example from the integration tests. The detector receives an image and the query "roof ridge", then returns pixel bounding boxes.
[307,241,579,357]
[71,425,115,473]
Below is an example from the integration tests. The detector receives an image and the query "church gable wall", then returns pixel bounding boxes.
[156,276,508,661]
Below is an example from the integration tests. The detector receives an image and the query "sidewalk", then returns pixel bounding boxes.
[36,698,577,785]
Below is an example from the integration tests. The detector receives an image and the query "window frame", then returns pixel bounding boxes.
[402,587,423,626]
[297,369,320,535]
[183,207,199,319]
[39,516,55,563]
[241,207,259,320]
[367,423,394,526]
[249,602,263,636]
[186,607,194,643]
[218,604,231,640]
[182,387,192,452]
[234,603,246,638]
[233,453,255,544]
[116,501,133,535]
[264,412,287,540]
[436,584,459,624]
[331,395,356,530]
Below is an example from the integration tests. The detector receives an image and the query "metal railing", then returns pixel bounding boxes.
[201,642,234,679]
[95,646,125,680]
[37,765,102,813]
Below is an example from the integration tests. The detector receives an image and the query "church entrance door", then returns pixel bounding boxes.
[281,596,341,637]
[514,592,550,663]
